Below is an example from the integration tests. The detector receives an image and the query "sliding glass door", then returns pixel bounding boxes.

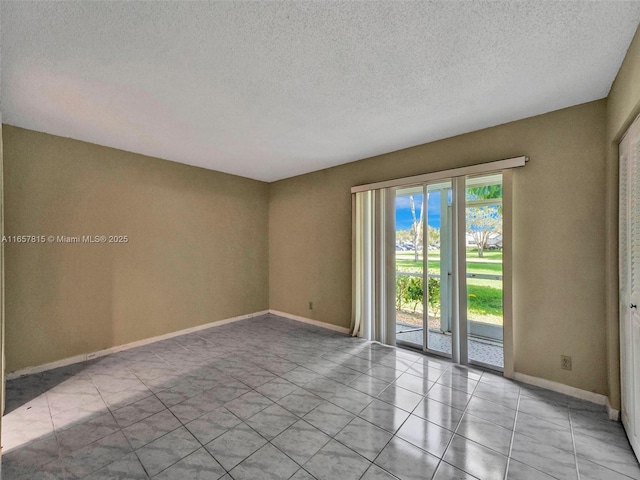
[394,173,505,370]
[425,181,453,357]
[465,174,504,369]
[394,186,425,349]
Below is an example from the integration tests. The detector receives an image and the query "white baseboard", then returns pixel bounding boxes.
[6,310,269,380]
[7,353,89,380]
[269,310,351,334]
[606,397,621,421]
[514,372,611,408]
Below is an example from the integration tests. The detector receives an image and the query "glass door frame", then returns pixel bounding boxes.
[394,180,456,360]
[423,180,454,359]
[393,170,513,374]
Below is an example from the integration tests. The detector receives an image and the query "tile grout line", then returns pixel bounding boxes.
[131,351,254,478]
[502,386,522,480]
[97,363,181,479]
[342,355,496,478]
[145,392,219,479]
[61,366,149,479]
[414,367,450,446]
[210,355,409,479]
[94,350,233,478]
[130,380,258,479]
[438,368,484,478]
[568,408,581,480]
[296,354,427,479]
[231,384,314,477]
[165,356,360,479]
[42,384,67,479]
[361,358,448,480]
[123,355,193,479]
[281,354,409,477]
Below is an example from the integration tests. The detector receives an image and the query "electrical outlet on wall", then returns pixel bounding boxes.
[561,355,572,371]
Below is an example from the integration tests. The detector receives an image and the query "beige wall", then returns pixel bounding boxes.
[605,25,640,410]
[270,100,608,395]
[3,126,269,373]
[607,27,640,142]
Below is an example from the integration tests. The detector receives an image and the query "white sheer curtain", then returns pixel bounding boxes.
[351,188,396,344]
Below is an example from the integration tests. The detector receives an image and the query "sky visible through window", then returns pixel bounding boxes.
[396,192,442,229]
[397,191,500,231]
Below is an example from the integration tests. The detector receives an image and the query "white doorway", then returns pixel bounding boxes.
[619,113,640,458]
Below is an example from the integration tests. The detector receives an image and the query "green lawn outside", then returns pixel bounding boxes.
[396,249,503,325]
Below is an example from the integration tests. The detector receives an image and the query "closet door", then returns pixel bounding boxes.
[620,114,640,458]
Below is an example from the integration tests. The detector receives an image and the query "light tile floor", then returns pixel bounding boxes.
[3,314,639,480]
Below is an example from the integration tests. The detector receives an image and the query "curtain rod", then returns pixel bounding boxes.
[351,156,527,193]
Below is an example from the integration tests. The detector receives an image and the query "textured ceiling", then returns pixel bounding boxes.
[2,2,640,182]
